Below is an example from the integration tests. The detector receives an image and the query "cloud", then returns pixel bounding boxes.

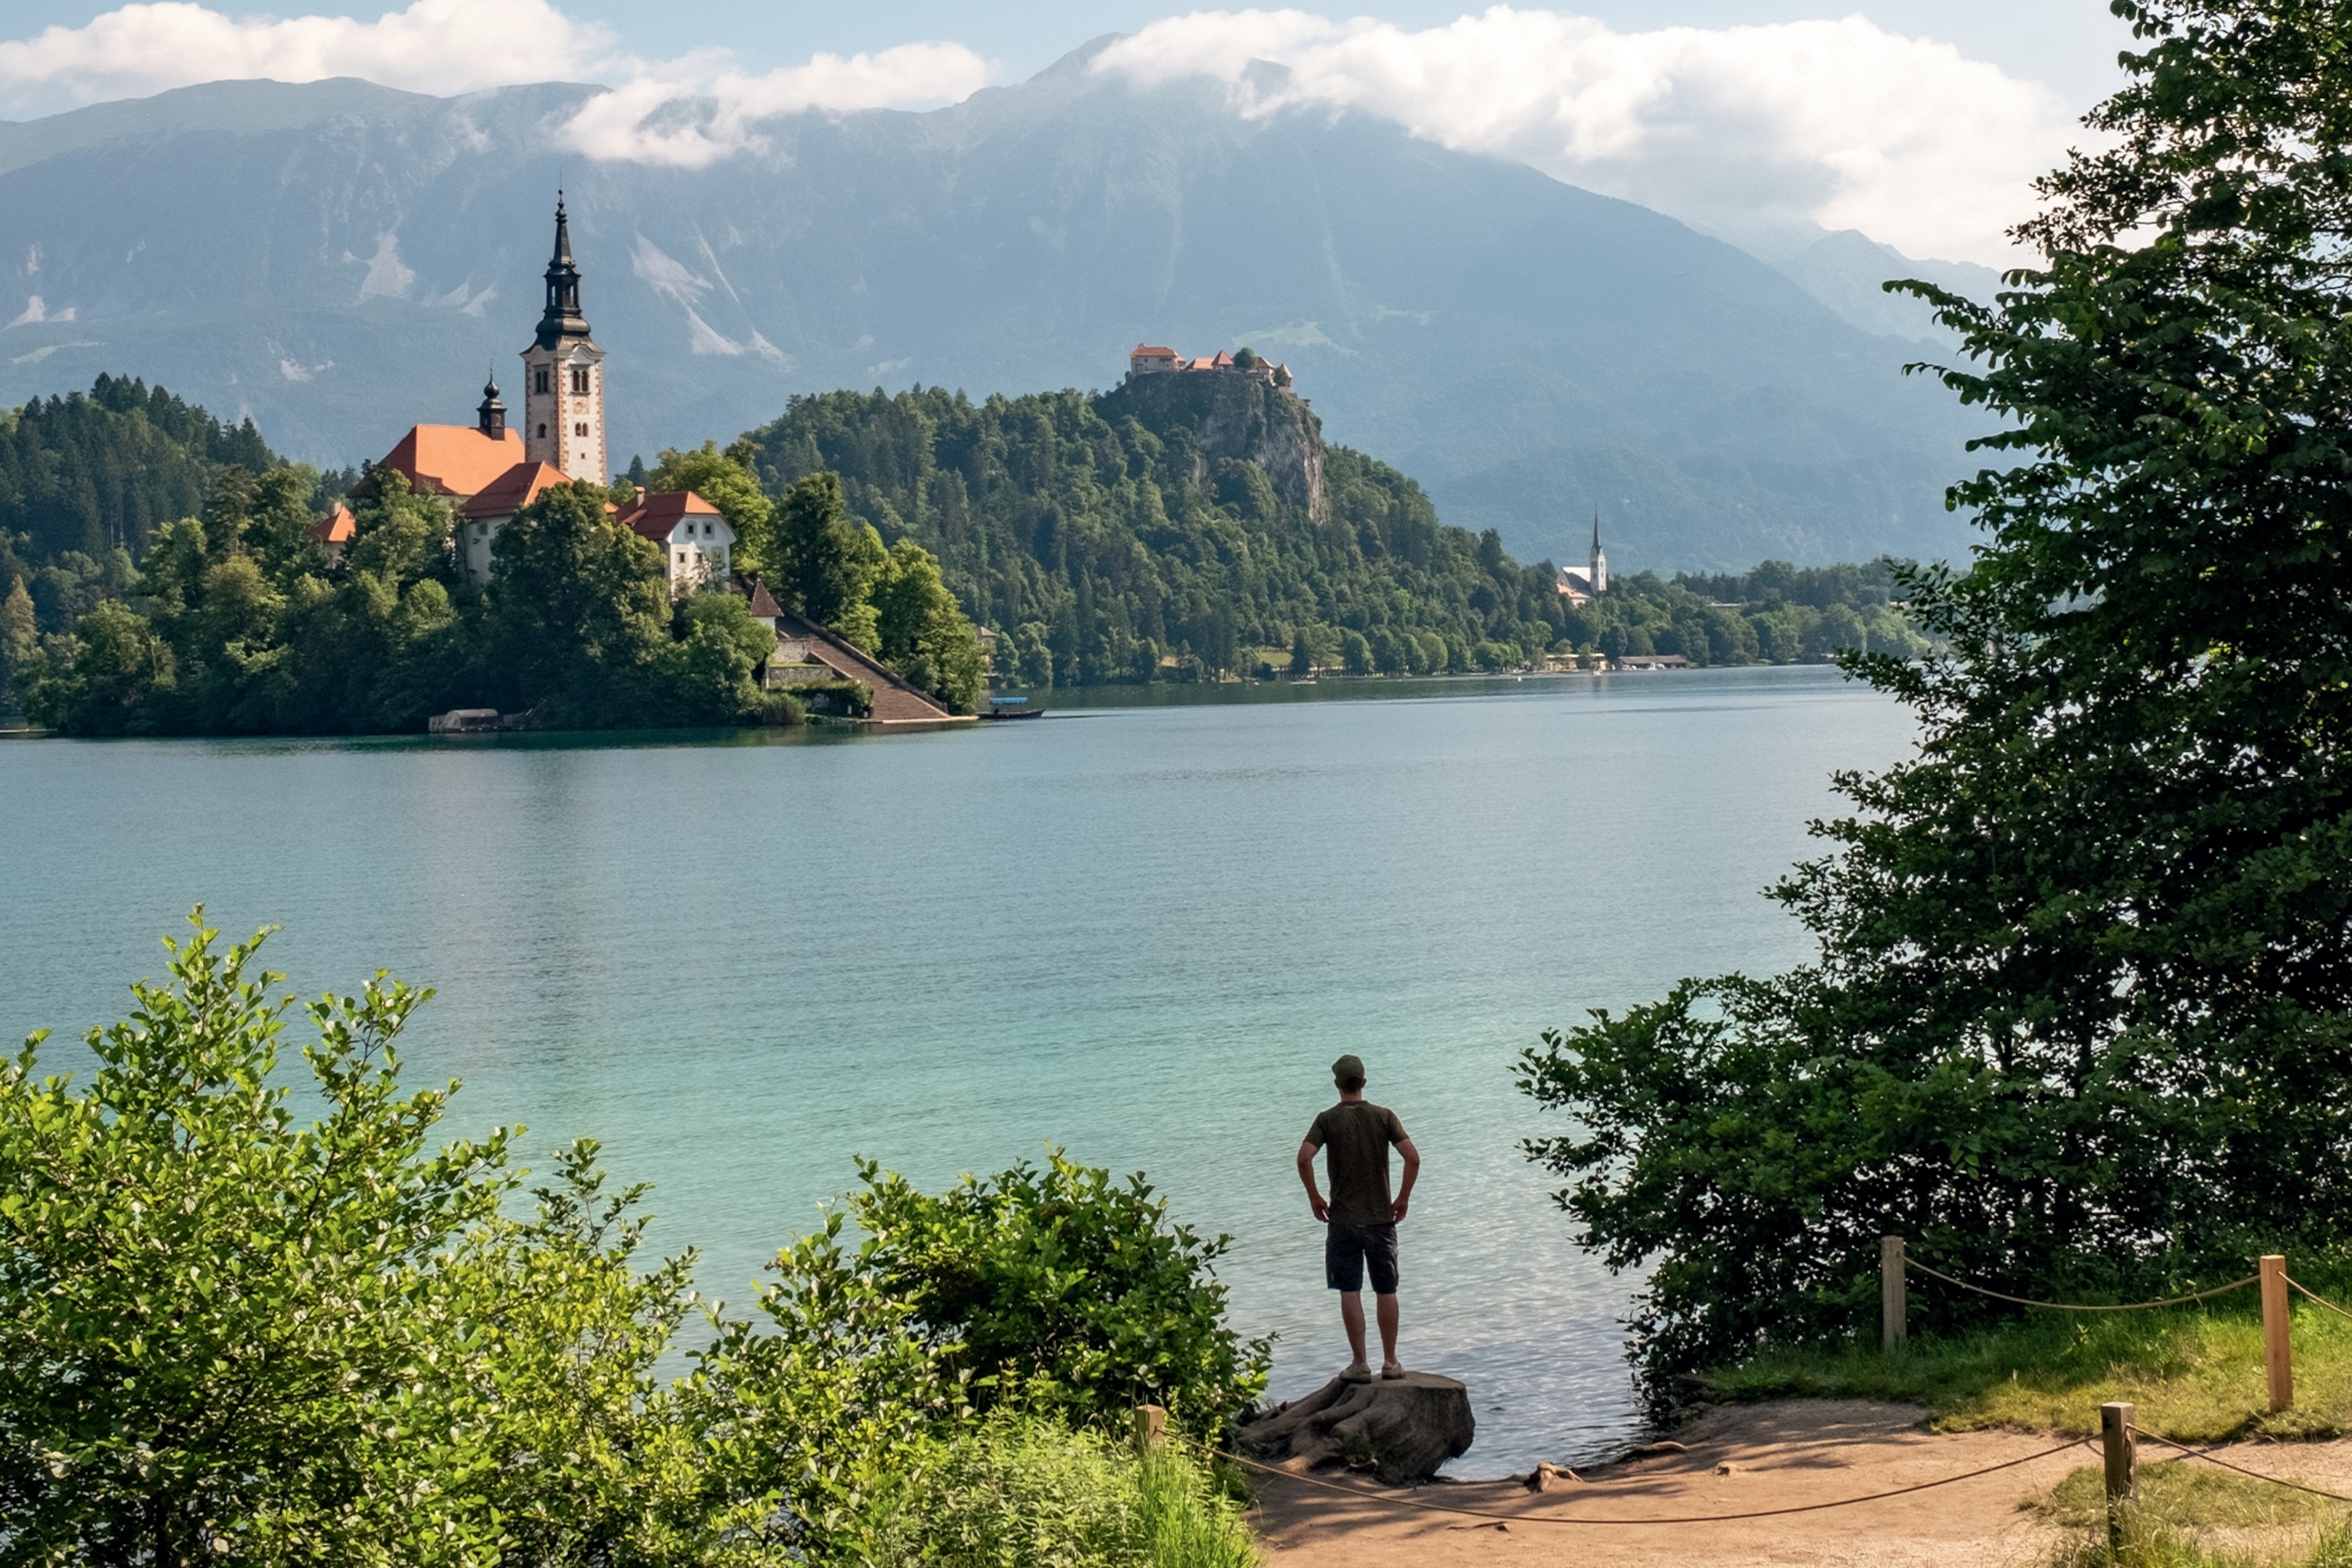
[1092,7,2078,263]
[0,0,614,103]
[560,42,994,167]
[0,0,991,164]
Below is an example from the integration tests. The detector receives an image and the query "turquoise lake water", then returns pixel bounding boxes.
[0,665,1913,1473]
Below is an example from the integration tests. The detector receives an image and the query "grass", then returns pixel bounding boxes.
[872,1412,1258,1568]
[1711,1276,2352,1442]
[2029,1461,2352,1568]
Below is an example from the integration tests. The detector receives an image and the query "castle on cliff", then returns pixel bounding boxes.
[1127,343,1295,394]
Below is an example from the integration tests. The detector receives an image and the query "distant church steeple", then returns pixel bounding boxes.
[521,191,607,481]
[1589,510,1608,596]
[476,373,505,439]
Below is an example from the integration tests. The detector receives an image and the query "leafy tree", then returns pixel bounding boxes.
[773,472,884,632]
[830,1152,1270,1439]
[870,539,984,714]
[488,480,673,726]
[663,590,778,725]
[0,575,35,701]
[17,599,178,734]
[1521,0,2352,1392]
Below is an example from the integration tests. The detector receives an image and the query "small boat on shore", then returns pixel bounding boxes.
[982,694,1045,720]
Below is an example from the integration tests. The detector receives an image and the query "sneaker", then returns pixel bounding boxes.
[1380,1360,1407,1380]
[1341,1360,1374,1382]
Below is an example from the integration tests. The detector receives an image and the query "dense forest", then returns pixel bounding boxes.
[740,381,1928,686]
[0,377,279,643]
[2,369,1934,733]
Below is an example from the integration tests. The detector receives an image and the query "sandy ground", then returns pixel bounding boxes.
[1246,1400,2352,1568]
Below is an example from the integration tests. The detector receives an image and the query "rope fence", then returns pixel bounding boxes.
[1125,1247,2352,1546]
[1877,1237,2298,1408]
[1171,1428,2094,1527]
[2138,1430,2352,1505]
[2288,1277,2352,1325]
[1902,1257,2261,1313]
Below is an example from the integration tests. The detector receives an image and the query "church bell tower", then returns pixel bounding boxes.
[521,194,606,482]
[1589,511,1609,596]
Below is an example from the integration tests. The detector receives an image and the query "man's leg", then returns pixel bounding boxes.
[1375,1292,1400,1366]
[1339,1290,1370,1366]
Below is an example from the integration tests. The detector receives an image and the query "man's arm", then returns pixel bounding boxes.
[1296,1139,1330,1223]
[1391,1135,1420,1222]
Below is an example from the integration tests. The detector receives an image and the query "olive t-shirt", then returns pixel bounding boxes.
[1305,1101,1408,1227]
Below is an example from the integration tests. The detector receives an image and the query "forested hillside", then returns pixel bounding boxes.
[0,374,278,636]
[738,382,1927,686]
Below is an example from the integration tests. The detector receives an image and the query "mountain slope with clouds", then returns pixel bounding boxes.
[0,47,1987,568]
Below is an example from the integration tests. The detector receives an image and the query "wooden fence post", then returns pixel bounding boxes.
[1881,1236,1906,1352]
[1135,1404,1168,1453]
[2262,1254,2293,1413]
[2102,1400,2136,1556]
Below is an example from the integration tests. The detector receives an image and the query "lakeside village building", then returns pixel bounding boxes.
[335,198,736,597]
[1554,514,1609,604]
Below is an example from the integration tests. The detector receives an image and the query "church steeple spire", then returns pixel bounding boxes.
[1589,509,1608,596]
[520,191,607,482]
[535,191,590,350]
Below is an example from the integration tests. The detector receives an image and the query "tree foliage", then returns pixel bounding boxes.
[826,1155,1269,1441]
[0,916,709,1566]
[740,386,1926,684]
[0,374,273,571]
[1519,0,2352,1392]
[0,916,1263,1563]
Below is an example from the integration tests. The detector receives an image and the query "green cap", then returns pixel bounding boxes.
[1332,1054,1366,1082]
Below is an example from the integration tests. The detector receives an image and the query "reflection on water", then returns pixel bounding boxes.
[0,665,1912,1472]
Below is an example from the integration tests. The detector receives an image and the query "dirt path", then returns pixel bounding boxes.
[1246,1400,2352,1568]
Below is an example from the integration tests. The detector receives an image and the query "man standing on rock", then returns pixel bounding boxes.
[1298,1053,1421,1381]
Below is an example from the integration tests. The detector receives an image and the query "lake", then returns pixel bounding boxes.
[0,665,1914,1473]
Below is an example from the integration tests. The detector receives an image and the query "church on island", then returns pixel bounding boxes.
[369,200,966,728]
[365,198,735,597]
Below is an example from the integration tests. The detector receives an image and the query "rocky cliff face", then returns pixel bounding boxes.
[1096,372,1327,523]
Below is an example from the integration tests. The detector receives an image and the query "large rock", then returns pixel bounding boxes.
[1236,1373,1474,1484]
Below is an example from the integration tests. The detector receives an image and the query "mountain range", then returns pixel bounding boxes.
[0,43,1996,571]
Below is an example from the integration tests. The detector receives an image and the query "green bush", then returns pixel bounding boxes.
[0,917,1270,1566]
[838,1155,1269,1439]
[0,914,709,1565]
[872,1414,1255,1568]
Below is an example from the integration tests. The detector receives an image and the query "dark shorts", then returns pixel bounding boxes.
[1325,1220,1400,1295]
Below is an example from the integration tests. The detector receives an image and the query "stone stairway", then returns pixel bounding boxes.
[769,607,967,726]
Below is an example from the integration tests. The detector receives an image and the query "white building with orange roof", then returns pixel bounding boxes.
[618,488,734,597]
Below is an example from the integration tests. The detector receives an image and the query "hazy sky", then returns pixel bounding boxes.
[0,1,2142,263]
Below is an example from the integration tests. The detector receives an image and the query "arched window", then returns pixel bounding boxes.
[534,368,550,395]
[536,423,547,438]
[570,367,590,395]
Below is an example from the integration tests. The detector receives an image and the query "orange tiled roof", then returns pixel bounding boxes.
[1132,344,1178,358]
[462,461,574,520]
[307,503,356,544]
[618,489,722,544]
[380,424,527,499]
